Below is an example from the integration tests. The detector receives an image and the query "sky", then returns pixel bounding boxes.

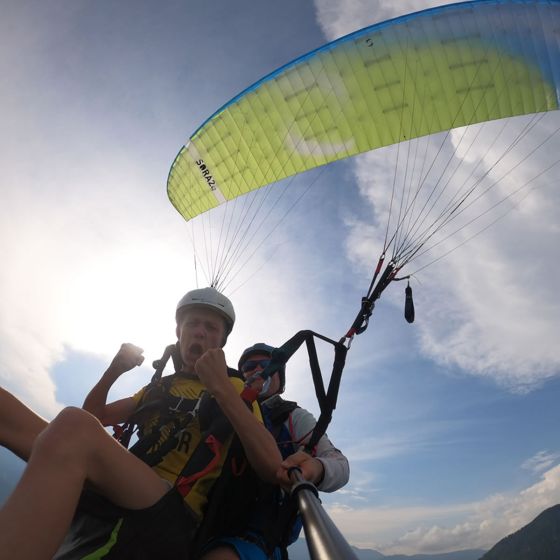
[1,0,560,555]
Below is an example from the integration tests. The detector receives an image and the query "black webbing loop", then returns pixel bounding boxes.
[114,343,183,449]
[345,260,399,340]
[305,339,347,453]
[306,337,325,400]
[257,330,348,455]
[347,297,375,337]
[151,343,181,383]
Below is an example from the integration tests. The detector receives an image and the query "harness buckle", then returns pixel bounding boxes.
[189,396,203,418]
[169,396,185,414]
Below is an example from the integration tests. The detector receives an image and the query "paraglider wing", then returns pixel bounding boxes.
[168,0,560,222]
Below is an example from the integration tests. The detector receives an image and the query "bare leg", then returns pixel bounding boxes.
[199,547,240,560]
[0,387,47,461]
[0,406,170,560]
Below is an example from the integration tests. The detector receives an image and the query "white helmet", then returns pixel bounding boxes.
[176,287,235,336]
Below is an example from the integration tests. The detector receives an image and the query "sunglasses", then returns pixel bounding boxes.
[240,359,272,373]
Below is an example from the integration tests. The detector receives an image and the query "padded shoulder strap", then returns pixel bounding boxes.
[263,396,299,426]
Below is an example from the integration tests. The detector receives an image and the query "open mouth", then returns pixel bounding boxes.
[189,343,204,358]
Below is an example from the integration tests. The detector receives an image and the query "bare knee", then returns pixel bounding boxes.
[32,407,102,464]
[199,546,241,560]
[50,406,102,437]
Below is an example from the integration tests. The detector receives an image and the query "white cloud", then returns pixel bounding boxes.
[522,450,560,475]
[412,121,560,390]
[310,1,560,392]
[327,462,560,554]
[314,0,462,41]
[340,111,560,393]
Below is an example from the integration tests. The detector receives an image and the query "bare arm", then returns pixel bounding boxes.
[195,349,282,484]
[91,397,138,427]
[83,343,144,425]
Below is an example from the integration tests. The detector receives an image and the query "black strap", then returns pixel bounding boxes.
[174,388,258,496]
[260,491,300,556]
[263,396,299,425]
[150,343,182,383]
[189,435,259,556]
[258,330,348,454]
[128,397,200,467]
[122,372,199,465]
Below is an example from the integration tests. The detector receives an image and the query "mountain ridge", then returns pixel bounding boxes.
[289,503,560,559]
[287,539,485,560]
[479,503,560,560]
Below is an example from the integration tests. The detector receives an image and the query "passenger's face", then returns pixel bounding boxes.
[176,308,226,373]
[240,352,280,398]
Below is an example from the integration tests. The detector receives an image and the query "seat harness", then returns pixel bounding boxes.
[113,344,260,498]
[113,332,349,556]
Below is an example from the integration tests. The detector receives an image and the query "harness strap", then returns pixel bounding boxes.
[132,395,200,423]
[257,399,302,554]
[190,395,301,557]
[174,378,259,497]
[175,434,224,497]
[263,495,300,556]
[131,417,191,467]
[306,338,347,452]
[258,330,348,454]
[124,387,200,466]
[150,343,182,383]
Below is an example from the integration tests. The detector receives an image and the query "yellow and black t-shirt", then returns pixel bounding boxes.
[132,373,261,522]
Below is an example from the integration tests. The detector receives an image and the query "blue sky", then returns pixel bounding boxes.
[1,0,560,555]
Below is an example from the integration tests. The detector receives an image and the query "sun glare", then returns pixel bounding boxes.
[62,241,197,362]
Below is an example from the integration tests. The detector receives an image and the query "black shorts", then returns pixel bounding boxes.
[54,487,196,559]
